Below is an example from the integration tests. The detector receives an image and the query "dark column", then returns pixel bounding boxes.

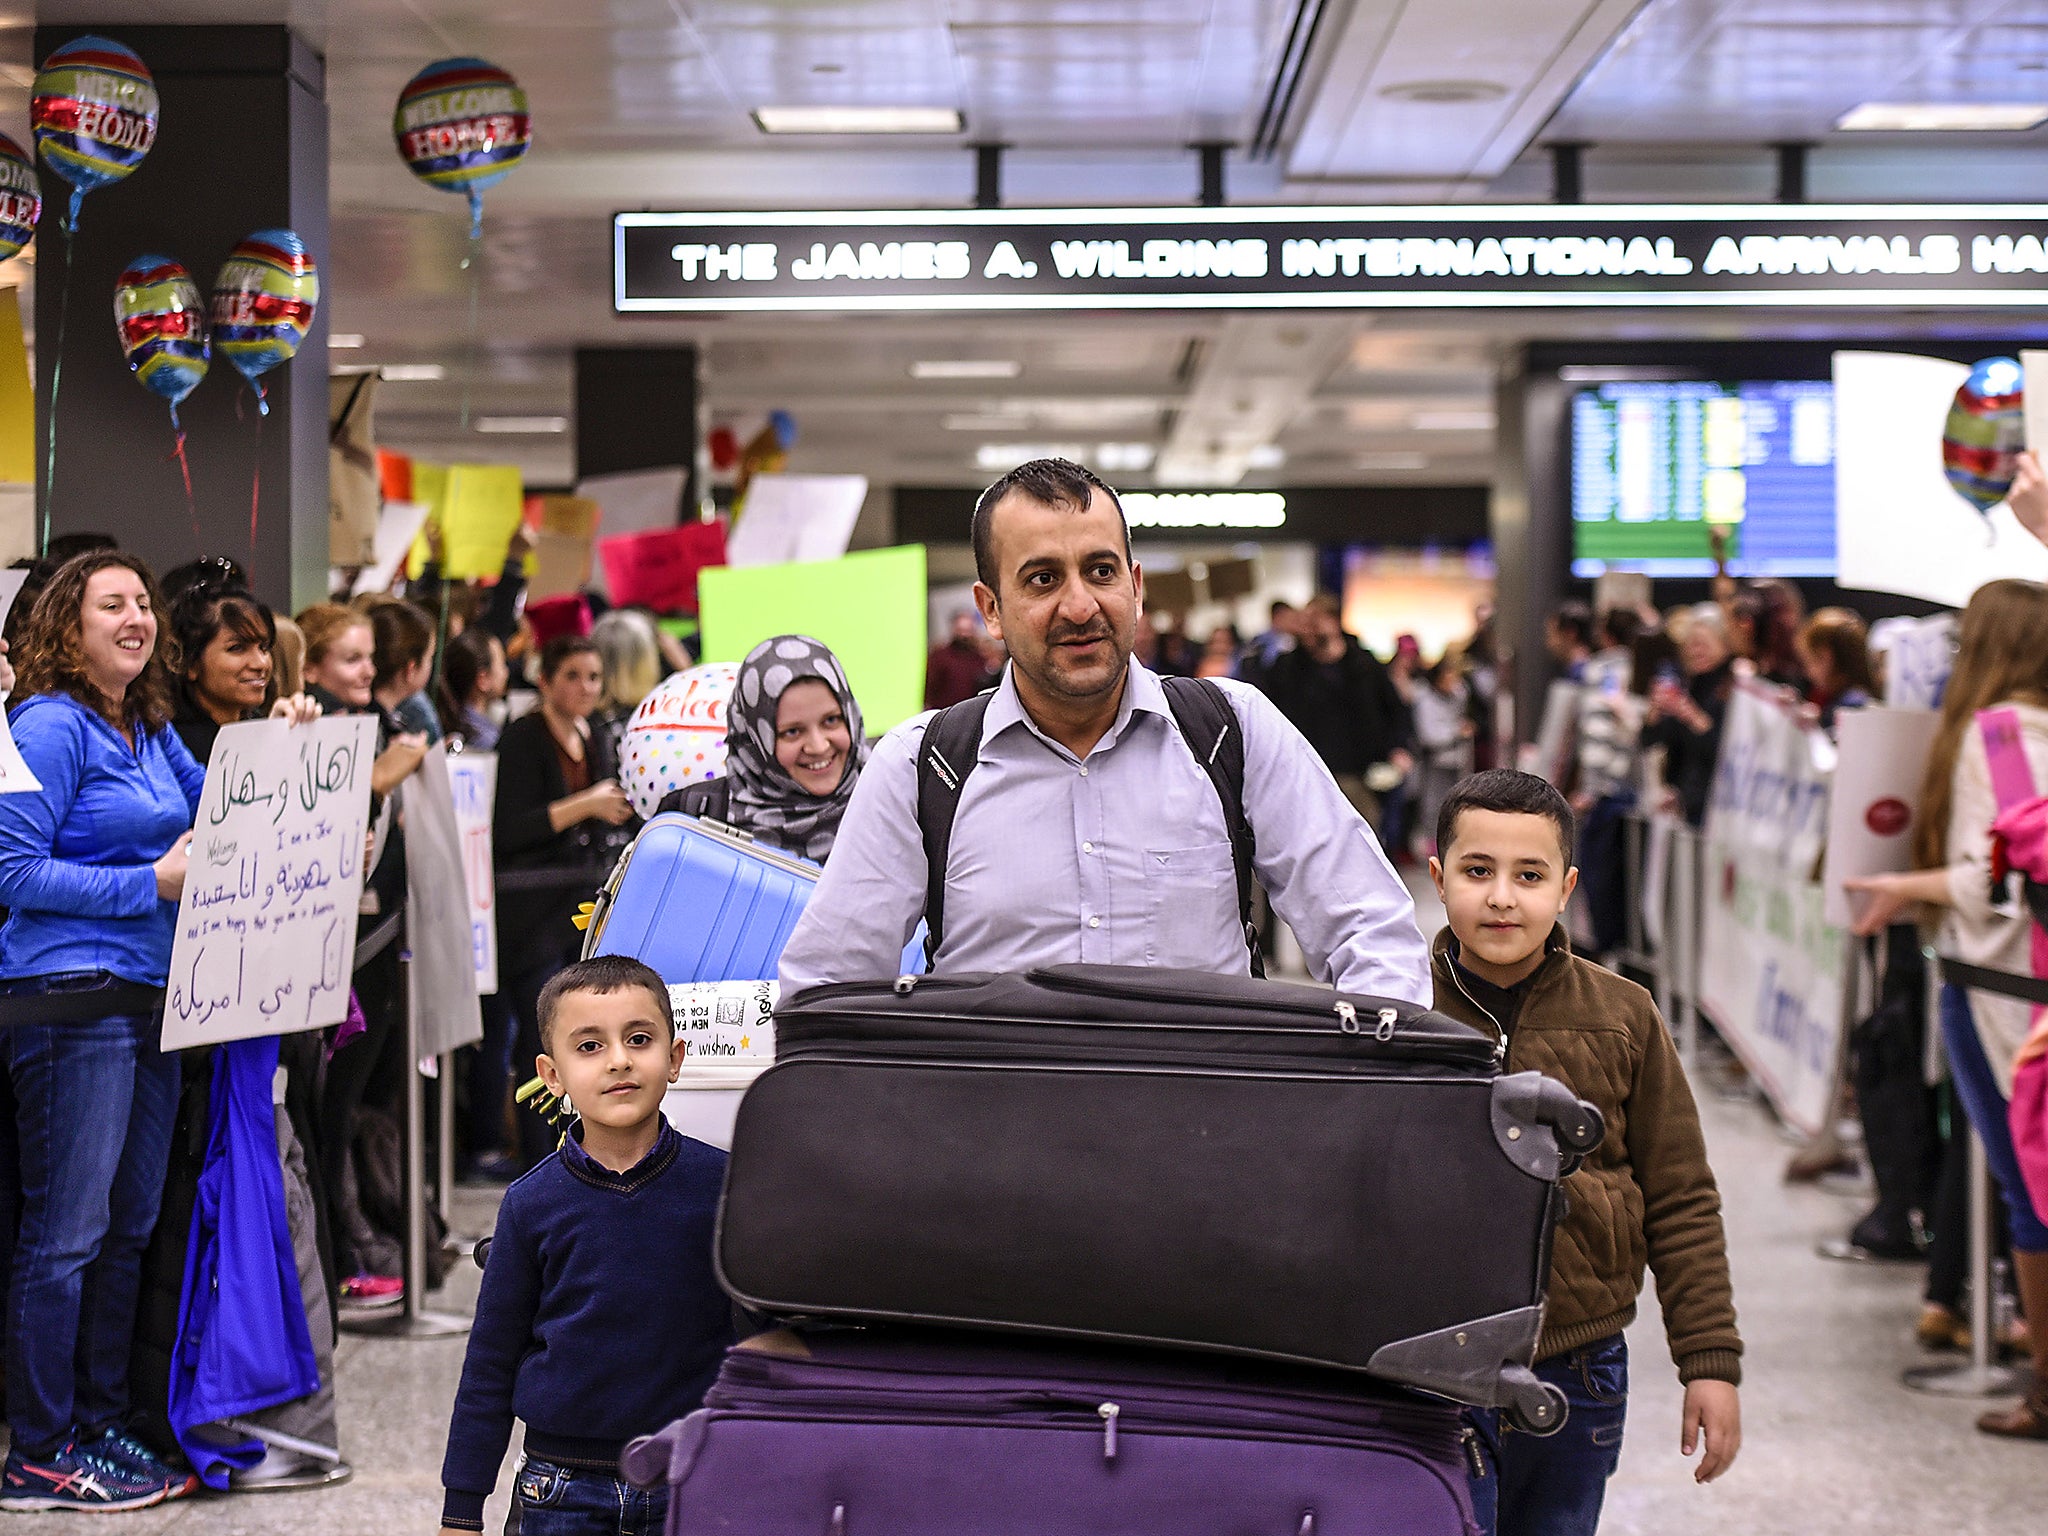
[1549,142,1585,204]
[33,24,329,613]
[573,347,699,514]
[973,143,1003,210]
[1492,355,1573,742]
[1773,142,1810,204]
[1195,142,1229,207]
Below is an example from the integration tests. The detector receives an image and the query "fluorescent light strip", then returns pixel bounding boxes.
[1411,410,1496,431]
[912,359,1021,379]
[329,333,365,349]
[475,416,568,434]
[1837,103,2048,132]
[379,363,446,381]
[753,106,962,135]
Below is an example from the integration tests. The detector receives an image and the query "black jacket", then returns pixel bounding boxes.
[493,710,619,958]
[1261,639,1413,775]
[1644,660,1734,827]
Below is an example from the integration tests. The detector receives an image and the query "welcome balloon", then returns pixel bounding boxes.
[0,134,41,262]
[621,663,741,819]
[115,255,208,413]
[393,57,530,234]
[32,35,158,226]
[1941,356,2026,513]
[211,229,319,409]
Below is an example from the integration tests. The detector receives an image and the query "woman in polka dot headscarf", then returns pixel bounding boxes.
[711,634,871,863]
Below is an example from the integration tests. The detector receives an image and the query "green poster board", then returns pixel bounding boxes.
[697,545,928,733]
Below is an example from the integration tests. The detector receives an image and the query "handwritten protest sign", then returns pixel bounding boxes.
[0,568,42,794]
[405,744,484,1057]
[448,751,498,995]
[163,716,377,1050]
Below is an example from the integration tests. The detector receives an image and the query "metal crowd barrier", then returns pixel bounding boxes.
[1612,810,1702,1066]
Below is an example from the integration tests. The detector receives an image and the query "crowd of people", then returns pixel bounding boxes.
[0,448,2044,1531]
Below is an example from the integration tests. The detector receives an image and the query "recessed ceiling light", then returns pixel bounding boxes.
[754,106,963,135]
[1411,409,1496,431]
[475,415,568,434]
[379,363,446,382]
[1379,79,1507,104]
[1246,444,1286,470]
[913,359,1022,380]
[1096,443,1155,472]
[329,333,365,349]
[943,414,1022,432]
[1836,102,2048,132]
[1357,452,1429,471]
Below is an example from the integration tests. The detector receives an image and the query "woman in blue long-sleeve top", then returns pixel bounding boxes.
[0,552,209,1511]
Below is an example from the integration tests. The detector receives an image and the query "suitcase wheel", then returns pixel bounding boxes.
[1502,1374,1569,1437]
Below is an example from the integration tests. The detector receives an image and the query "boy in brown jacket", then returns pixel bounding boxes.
[1430,770,1741,1536]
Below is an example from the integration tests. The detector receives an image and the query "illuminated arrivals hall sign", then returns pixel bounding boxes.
[616,205,2048,313]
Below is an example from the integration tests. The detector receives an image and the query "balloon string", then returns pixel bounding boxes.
[40,211,78,556]
[249,402,263,564]
[459,216,483,432]
[166,406,198,548]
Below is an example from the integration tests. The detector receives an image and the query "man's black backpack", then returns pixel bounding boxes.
[914,676,1262,975]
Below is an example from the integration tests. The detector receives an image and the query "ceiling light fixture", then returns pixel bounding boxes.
[974,442,1154,472]
[329,333,365,349]
[1378,79,1507,104]
[754,106,963,135]
[1411,409,1496,431]
[912,359,1022,380]
[1836,102,2048,132]
[475,415,568,434]
[1246,444,1286,470]
[1356,452,1429,471]
[379,363,446,382]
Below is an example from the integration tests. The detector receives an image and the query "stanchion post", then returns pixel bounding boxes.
[1673,826,1700,1067]
[349,944,469,1340]
[437,1052,456,1227]
[1623,813,1645,965]
[1903,959,2022,1396]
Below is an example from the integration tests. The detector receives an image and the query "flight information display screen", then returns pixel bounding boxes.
[1570,380,1836,577]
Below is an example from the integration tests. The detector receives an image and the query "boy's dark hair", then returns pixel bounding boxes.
[535,956,674,1057]
[971,457,1128,591]
[1436,769,1576,863]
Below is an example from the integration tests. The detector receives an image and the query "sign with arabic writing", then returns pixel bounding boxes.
[163,715,378,1050]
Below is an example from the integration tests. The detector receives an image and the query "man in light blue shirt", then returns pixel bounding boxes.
[778,458,1429,1004]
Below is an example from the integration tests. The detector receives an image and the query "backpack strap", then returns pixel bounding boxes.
[915,692,997,968]
[1980,707,2037,813]
[912,679,1261,976]
[1160,675,1262,978]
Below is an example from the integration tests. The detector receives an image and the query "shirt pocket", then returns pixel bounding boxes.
[1142,842,1242,967]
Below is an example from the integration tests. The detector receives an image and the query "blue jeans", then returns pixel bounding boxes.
[1,981,181,1458]
[1941,984,2048,1250]
[1466,1335,1629,1536]
[510,1457,668,1536]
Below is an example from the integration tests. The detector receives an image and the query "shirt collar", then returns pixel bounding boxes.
[981,657,1171,761]
[559,1114,680,1189]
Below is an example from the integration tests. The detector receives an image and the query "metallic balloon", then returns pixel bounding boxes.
[393,57,530,234]
[1941,356,2026,513]
[114,254,208,410]
[211,229,320,392]
[32,36,158,225]
[0,134,41,262]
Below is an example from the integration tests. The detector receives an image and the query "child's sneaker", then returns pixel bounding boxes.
[82,1427,199,1501]
[0,1439,174,1511]
[339,1272,404,1307]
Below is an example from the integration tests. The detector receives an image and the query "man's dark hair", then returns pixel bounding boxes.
[44,532,117,565]
[1269,598,1295,619]
[970,457,1129,591]
[535,955,674,1057]
[1436,769,1576,864]
[1596,606,1642,652]
[1548,601,1594,650]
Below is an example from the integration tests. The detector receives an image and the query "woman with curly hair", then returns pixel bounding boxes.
[0,551,207,1509]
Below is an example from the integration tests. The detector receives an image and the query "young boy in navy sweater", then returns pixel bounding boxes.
[439,956,732,1536]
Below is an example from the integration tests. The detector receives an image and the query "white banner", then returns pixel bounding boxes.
[404,744,485,1057]
[1696,684,1849,1138]
[163,716,377,1050]
[448,752,499,996]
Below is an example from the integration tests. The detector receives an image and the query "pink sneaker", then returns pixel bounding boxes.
[340,1273,403,1307]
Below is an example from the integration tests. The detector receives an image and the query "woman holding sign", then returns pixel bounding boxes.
[0,553,214,1508]
[1846,579,2048,1441]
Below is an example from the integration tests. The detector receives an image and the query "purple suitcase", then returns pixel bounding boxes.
[623,1330,1479,1536]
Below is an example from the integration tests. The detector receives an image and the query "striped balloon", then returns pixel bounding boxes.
[32,36,158,223]
[114,255,208,410]
[0,134,40,261]
[211,229,319,390]
[1941,356,2026,513]
[393,57,530,231]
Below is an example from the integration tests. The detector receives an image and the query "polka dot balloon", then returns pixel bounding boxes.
[621,663,740,820]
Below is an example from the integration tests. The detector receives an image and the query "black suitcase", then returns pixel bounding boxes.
[716,965,1602,1431]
